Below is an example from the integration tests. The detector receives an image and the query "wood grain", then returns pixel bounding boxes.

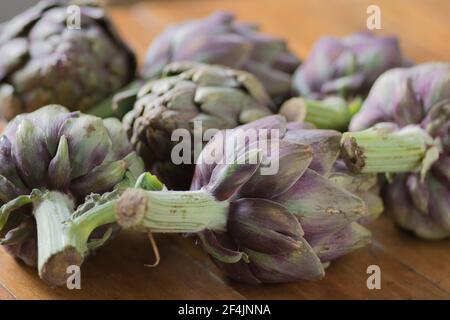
[1,0,450,300]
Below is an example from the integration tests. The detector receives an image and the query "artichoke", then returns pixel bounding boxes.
[122,61,273,190]
[0,0,136,120]
[342,62,450,239]
[116,115,378,284]
[282,32,407,130]
[0,105,144,285]
[142,11,300,104]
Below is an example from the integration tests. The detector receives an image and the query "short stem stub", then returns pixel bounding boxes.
[116,188,229,233]
[341,123,441,179]
[33,190,119,286]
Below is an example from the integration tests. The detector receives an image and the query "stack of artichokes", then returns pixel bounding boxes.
[0,1,447,288]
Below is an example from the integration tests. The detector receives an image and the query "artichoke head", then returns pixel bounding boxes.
[142,11,300,104]
[0,0,136,120]
[122,61,274,190]
[286,32,408,131]
[190,115,373,283]
[349,62,450,239]
[0,105,144,273]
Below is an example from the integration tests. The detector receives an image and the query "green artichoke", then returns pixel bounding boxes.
[0,0,136,120]
[282,32,408,131]
[0,105,144,285]
[115,115,380,283]
[142,11,300,104]
[342,63,450,239]
[122,61,273,190]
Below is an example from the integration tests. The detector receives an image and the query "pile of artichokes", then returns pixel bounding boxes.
[0,0,447,288]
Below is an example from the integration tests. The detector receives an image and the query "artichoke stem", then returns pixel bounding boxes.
[304,99,352,131]
[116,188,229,233]
[341,124,441,177]
[34,192,118,286]
[72,200,118,242]
[34,191,84,286]
[280,97,361,131]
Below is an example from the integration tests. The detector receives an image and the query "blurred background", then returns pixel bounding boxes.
[2,0,449,63]
[0,0,38,22]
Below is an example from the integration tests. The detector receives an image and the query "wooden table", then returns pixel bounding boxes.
[0,0,449,300]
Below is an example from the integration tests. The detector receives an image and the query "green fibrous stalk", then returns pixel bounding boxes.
[115,188,228,233]
[32,191,117,286]
[341,123,441,179]
[33,172,229,285]
[280,97,362,131]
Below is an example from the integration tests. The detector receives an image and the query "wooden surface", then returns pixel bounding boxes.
[1,0,449,300]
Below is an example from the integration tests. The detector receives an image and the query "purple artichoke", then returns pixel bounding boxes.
[0,0,136,120]
[343,62,450,239]
[142,11,300,104]
[284,32,407,130]
[0,105,144,285]
[116,115,377,283]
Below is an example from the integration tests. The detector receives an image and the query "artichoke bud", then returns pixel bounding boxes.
[349,62,450,239]
[122,62,274,190]
[0,105,145,284]
[291,32,408,131]
[0,0,136,119]
[115,115,373,284]
[142,12,300,104]
[190,115,373,283]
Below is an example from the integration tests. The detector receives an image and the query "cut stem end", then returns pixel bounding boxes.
[40,247,83,287]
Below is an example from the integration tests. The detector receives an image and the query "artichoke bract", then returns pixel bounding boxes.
[0,0,136,120]
[142,11,300,104]
[342,63,450,239]
[122,61,273,190]
[0,105,144,285]
[283,32,407,130]
[116,115,376,284]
